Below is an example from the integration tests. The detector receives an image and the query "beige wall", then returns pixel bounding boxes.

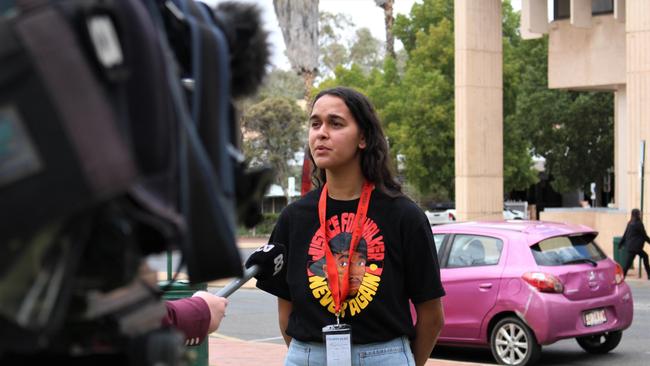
[454,0,503,221]
[548,15,626,90]
[627,0,650,221]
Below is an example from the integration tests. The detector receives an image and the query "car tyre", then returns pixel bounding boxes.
[575,330,623,354]
[490,317,541,366]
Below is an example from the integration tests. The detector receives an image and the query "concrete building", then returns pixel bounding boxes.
[454,0,650,261]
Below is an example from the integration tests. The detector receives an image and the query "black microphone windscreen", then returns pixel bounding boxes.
[213,1,270,98]
[244,243,285,281]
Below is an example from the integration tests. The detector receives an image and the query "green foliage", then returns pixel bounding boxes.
[319,11,354,77]
[319,11,384,78]
[349,28,383,72]
[241,97,306,197]
[238,213,280,236]
[393,0,453,54]
[502,2,539,192]
[510,36,613,194]
[318,1,532,201]
[315,0,611,201]
[258,68,304,101]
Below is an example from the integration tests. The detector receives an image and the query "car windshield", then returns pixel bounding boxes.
[530,235,606,266]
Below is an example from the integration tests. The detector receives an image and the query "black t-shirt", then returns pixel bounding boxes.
[256,188,445,344]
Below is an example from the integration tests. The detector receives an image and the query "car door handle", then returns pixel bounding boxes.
[479,283,493,289]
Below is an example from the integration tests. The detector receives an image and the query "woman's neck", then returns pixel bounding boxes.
[325,170,365,200]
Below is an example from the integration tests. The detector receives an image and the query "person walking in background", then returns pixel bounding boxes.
[256,86,445,366]
[618,208,650,279]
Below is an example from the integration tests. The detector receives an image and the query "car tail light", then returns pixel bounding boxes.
[614,263,625,284]
[522,272,564,293]
[449,212,455,221]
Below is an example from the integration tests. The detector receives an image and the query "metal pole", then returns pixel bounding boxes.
[167,250,173,281]
[640,141,646,278]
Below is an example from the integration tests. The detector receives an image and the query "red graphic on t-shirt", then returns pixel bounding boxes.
[306,213,384,317]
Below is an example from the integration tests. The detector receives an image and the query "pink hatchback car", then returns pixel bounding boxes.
[430,220,634,366]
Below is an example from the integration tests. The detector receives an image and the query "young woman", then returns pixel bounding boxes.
[618,208,650,279]
[257,87,445,366]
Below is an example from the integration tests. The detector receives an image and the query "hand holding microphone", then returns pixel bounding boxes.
[214,243,285,297]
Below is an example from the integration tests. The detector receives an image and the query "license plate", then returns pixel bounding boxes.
[583,309,607,327]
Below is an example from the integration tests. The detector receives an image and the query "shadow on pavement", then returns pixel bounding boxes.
[431,346,495,364]
[431,344,627,366]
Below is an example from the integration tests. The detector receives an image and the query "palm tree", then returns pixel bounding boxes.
[273,0,319,101]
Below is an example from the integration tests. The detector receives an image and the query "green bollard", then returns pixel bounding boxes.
[612,236,631,274]
[613,236,625,268]
[159,280,209,366]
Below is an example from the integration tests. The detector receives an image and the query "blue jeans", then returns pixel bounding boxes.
[285,336,416,366]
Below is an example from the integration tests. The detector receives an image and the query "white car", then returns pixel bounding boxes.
[503,208,526,220]
[425,209,456,225]
[426,208,526,225]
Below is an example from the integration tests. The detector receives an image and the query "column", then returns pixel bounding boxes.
[454,0,503,221]
[626,0,650,215]
[614,87,632,210]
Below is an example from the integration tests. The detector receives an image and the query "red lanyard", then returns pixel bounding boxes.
[318,181,374,316]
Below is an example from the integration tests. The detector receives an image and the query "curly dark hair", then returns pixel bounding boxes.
[308,86,402,197]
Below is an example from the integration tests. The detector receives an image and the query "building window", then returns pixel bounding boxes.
[553,0,613,21]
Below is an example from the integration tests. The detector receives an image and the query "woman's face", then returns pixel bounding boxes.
[308,95,366,173]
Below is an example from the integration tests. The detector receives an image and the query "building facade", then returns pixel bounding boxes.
[455,0,650,261]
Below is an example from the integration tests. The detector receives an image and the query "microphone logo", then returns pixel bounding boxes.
[273,254,284,276]
[255,244,276,253]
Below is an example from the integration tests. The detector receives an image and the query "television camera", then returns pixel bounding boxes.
[0,0,273,363]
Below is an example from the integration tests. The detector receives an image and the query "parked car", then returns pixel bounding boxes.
[426,209,457,225]
[430,220,633,366]
[426,208,526,226]
[503,208,525,220]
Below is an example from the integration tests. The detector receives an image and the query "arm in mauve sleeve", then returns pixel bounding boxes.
[162,297,211,346]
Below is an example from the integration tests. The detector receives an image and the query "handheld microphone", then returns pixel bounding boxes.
[214,243,285,297]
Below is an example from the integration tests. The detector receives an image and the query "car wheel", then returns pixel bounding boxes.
[575,330,623,354]
[490,317,541,366]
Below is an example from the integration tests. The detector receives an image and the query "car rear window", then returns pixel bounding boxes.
[530,235,607,266]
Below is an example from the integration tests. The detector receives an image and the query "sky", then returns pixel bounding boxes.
[206,0,523,70]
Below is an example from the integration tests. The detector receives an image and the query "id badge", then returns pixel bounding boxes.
[322,323,352,365]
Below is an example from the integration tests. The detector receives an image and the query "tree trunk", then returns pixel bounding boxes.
[273,0,319,100]
[377,0,395,59]
[302,70,316,102]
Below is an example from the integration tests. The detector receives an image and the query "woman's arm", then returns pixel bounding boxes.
[278,297,293,347]
[640,222,650,243]
[411,298,444,366]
